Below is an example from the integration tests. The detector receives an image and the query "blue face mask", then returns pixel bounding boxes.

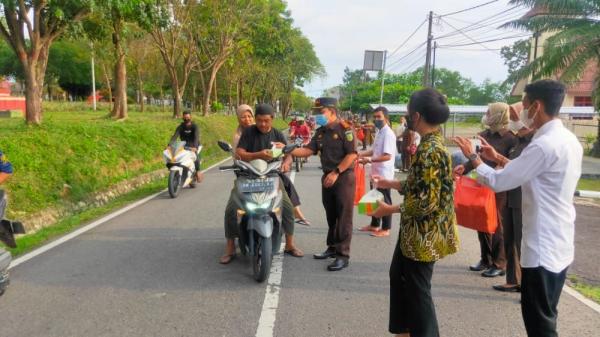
[315,114,328,126]
[374,119,385,129]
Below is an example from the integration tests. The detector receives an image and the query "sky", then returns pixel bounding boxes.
[286,0,531,97]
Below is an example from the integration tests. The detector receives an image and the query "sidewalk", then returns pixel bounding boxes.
[582,155,600,176]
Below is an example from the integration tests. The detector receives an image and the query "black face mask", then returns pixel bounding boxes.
[405,113,416,131]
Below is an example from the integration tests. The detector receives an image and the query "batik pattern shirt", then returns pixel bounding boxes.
[398,131,459,262]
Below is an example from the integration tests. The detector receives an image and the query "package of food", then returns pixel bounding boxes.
[357,189,384,215]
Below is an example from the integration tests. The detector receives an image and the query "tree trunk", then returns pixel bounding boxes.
[111,23,128,120]
[24,65,42,124]
[171,75,182,118]
[137,66,144,113]
[101,62,113,111]
[202,67,219,116]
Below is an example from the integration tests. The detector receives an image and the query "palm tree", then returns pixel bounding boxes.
[504,0,600,157]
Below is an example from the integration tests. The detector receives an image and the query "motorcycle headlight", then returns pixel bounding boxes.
[246,200,271,212]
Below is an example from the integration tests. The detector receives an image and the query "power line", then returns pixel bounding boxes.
[388,18,428,58]
[399,50,427,74]
[438,34,530,47]
[438,0,499,17]
[386,42,427,69]
[440,29,530,46]
[437,17,507,54]
[434,5,523,40]
[437,13,526,45]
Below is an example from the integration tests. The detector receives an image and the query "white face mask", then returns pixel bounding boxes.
[508,119,525,132]
[523,107,537,128]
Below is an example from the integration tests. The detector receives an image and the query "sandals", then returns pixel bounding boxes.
[295,218,311,226]
[284,247,304,258]
[219,254,236,264]
[358,225,380,232]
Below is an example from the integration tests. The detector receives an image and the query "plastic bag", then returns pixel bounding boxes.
[454,176,498,233]
[354,162,366,205]
[357,189,384,215]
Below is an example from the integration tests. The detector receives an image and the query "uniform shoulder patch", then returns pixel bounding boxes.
[345,130,353,141]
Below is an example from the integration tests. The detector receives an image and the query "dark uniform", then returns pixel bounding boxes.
[307,98,357,262]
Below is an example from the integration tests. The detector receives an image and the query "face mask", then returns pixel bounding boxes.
[523,107,537,128]
[406,113,416,131]
[374,120,385,129]
[508,119,525,133]
[315,114,328,126]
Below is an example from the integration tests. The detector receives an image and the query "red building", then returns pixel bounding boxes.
[0,80,25,114]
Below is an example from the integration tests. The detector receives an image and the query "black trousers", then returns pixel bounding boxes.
[370,186,392,230]
[322,170,355,258]
[504,206,522,285]
[521,266,568,337]
[389,243,439,337]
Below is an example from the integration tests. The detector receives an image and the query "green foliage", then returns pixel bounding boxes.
[291,88,313,113]
[500,39,531,84]
[47,40,94,98]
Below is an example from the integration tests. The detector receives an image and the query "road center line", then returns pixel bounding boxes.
[255,169,296,337]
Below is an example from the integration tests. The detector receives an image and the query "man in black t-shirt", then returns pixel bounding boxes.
[220,104,303,264]
[168,110,202,183]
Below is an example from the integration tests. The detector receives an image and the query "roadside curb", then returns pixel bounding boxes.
[575,190,600,199]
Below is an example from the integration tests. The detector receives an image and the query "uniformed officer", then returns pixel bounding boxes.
[291,97,358,271]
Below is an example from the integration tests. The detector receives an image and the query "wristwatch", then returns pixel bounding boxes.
[468,153,479,162]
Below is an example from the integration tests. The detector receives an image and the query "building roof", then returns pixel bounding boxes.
[369,103,596,116]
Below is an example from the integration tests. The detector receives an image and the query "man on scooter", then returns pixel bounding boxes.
[168,110,203,185]
[220,104,304,264]
[290,116,311,145]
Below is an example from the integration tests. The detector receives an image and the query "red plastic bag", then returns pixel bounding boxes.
[357,128,365,141]
[354,162,366,205]
[454,176,498,233]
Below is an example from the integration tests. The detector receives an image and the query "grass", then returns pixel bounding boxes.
[577,178,600,191]
[568,275,600,304]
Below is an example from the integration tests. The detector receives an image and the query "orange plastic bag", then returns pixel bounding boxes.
[454,176,498,233]
[354,162,366,205]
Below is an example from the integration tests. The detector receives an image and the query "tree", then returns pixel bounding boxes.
[93,0,156,119]
[504,0,600,156]
[149,0,197,117]
[47,40,93,99]
[500,39,531,83]
[0,1,92,124]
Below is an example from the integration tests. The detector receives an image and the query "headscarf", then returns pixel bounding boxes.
[234,104,255,150]
[485,102,510,133]
[236,104,253,118]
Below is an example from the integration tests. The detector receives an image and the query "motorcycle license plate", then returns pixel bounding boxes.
[239,179,275,193]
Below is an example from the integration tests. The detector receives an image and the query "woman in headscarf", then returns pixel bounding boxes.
[454,102,518,278]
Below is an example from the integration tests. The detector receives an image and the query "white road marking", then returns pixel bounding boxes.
[255,168,296,337]
[9,156,233,270]
[564,285,600,314]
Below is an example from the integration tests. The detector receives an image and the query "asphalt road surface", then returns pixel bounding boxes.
[1,158,599,337]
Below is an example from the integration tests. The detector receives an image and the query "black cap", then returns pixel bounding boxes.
[312,97,338,110]
[255,103,275,117]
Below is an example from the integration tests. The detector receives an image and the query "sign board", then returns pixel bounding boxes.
[363,50,385,71]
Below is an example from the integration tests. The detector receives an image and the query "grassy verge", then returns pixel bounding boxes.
[568,275,600,304]
[578,178,600,191]
[8,177,165,256]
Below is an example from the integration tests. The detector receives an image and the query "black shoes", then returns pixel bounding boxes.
[492,284,521,292]
[327,258,349,271]
[482,267,506,278]
[469,261,490,272]
[313,249,336,260]
[0,220,24,249]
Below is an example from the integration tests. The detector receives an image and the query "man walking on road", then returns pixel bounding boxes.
[454,80,583,337]
[291,97,357,271]
[358,106,397,237]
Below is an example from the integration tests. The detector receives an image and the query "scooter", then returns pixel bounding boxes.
[291,136,309,172]
[163,141,202,198]
[0,190,24,297]
[217,141,296,282]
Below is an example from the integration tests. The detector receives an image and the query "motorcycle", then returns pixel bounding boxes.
[163,141,202,198]
[217,140,296,282]
[291,136,309,172]
[0,190,24,297]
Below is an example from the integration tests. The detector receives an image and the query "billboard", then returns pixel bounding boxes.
[363,50,385,71]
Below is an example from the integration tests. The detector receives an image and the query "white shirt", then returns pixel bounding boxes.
[476,119,582,273]
[371,124,397,180]
[395,124,406,138]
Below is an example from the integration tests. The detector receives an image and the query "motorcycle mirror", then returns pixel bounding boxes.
[283,143,297,154]
[217,141,233,153]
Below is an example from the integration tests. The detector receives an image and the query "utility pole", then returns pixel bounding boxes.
[379,50,387,105]
[431,41,437,87]
[90,42,97,111]
[423,11,434,87]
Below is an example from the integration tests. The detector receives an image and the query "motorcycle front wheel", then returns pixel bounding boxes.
[168,170,181,198]
[253,235,272,283]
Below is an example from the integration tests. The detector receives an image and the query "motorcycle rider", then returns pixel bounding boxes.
[168,110,203,185]
[220,103,304,264]
[290,116,311,144]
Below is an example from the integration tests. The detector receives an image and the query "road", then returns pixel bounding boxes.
[0,158,599,337]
